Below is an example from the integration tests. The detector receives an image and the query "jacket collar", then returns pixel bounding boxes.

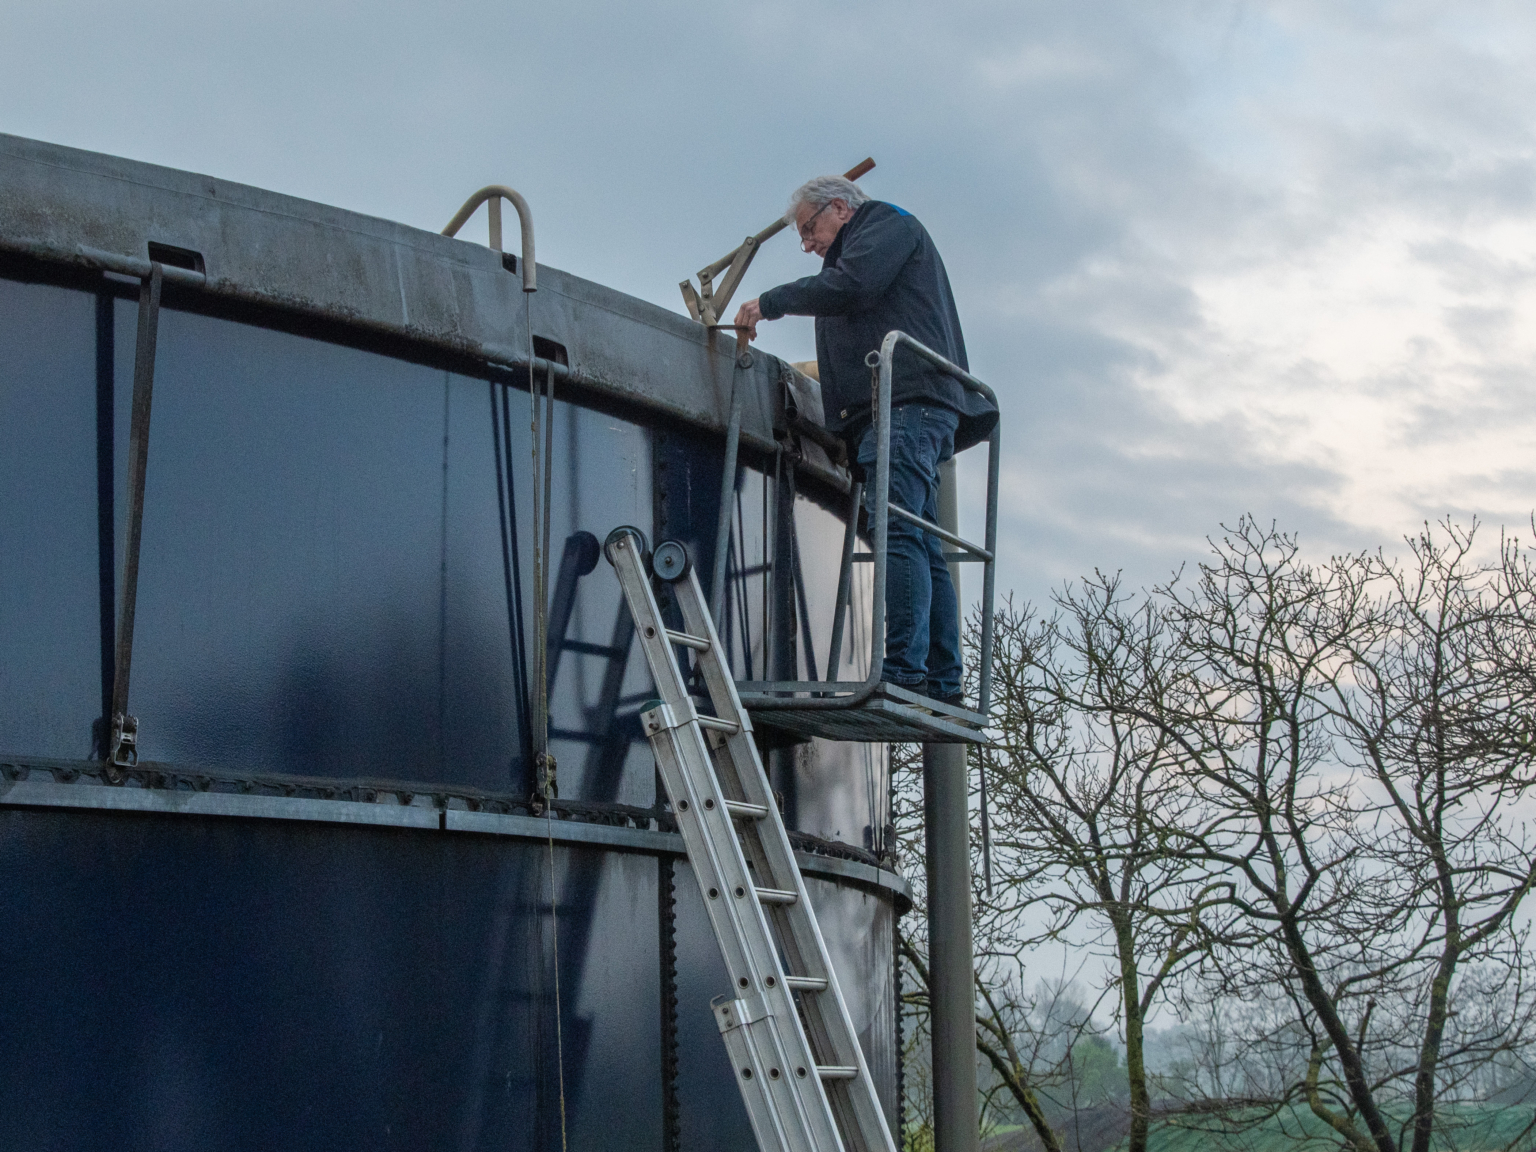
[823,199,881,265]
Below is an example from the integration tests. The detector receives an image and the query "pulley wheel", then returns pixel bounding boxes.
[652,540,690,582]
[604,525,650,567]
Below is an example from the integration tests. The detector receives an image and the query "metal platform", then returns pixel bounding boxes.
[736,680,989,744]
[714,330,1000,751]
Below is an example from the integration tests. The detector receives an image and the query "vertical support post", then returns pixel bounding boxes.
[976,426,999,894]
[925,457,978,1152]
[941,456,993,892]
[769,452,800,828]
[532,360,556,800]
[923,743,978,1152]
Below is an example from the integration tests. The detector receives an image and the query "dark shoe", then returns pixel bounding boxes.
[930,692,967,712]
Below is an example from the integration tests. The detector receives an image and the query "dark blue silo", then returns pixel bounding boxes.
[0,133,905,1152]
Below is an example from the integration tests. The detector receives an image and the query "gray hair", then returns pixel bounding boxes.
[785,175,870,225]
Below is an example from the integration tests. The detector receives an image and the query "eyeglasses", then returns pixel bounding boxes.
[798,201,832,248]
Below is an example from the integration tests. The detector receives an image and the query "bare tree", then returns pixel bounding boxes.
[1156,519,1536,1152]
[896,518,1536,1152]
[1313,523,1536,1152]
[975,582,1230,1152]
[894,740,1069,1152]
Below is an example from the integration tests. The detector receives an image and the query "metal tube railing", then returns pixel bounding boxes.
[977,420,1001,717]
[854,552,987,563]
[77,245,206,288]
[442,186,537,293]
[887,499,993,560]
[747,329,999,716]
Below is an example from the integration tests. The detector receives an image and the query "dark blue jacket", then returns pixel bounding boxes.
[759,200,997,451]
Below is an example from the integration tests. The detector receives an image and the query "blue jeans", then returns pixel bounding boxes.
[855,403,962,699]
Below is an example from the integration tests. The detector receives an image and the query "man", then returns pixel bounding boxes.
[735,176,996,709]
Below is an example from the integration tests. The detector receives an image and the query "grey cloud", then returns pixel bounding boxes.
[5,0,1535,607]
[1413,238,1536,295]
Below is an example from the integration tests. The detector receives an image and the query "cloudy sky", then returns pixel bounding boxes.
[8,0,1536,605]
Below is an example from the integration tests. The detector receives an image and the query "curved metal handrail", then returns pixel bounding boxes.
[442,185,536,293]
[746,329,999,718]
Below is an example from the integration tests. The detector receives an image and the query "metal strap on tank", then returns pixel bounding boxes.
[709,345,746,622]
[106,262,163,780]
[531,353,556,799]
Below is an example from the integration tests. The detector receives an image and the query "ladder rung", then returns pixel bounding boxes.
[785,975,828,992]
[724,799,770,819]
[696,715,741,735]
[754,886,798,905]
[665,628,712,651]
[817,1065,858,1080]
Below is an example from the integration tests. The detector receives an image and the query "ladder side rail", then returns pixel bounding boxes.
[668,565,846,1062]
[608,534,846,1152]
[673,567,899,1152]
[713,1000,804,1152]
[676,567,833,978]
[648,720,835,1152]
[645,724,766,1005]
[611,540,802,1001]
[676,564,851,978]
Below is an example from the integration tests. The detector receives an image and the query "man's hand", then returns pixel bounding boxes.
[734,298,763,341]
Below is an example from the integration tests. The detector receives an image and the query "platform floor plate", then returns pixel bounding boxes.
[736,681,989,744]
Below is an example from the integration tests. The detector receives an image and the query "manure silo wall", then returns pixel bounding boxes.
[0,133,905,1152]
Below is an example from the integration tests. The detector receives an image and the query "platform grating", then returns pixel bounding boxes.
[735,680,989,744]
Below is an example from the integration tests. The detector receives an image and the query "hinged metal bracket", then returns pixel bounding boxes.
[679,157,874,326]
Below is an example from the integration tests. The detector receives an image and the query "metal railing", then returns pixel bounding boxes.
[743,329,999,719]
[441,185,537,293]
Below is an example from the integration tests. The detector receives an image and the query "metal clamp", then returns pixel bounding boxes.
[109,713,138,770]
[641,701,684,735]
[713,993,770,1033]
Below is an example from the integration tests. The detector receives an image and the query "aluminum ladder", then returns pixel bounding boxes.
[604,526,897,1152]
